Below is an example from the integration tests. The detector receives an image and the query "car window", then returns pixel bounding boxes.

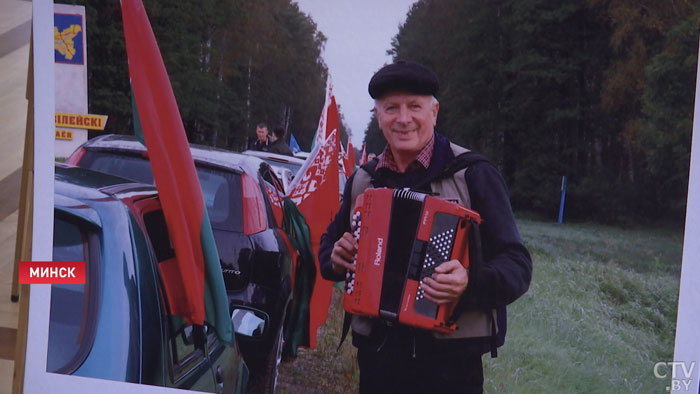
[196,166,243,232]
[140,207,216,384]
[47,217,98,374]
[170,323,203,373]
[143,209,176,262]
[81,150,244,233]
[260,166,284,193]
[168,322,221,384]
[261,158,302,174]
[81,150,154,184]
[260,169,284,228]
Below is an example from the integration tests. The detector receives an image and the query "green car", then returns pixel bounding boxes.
[49,163,248,393]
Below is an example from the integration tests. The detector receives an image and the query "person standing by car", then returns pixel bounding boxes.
[318,60,532,393]
[250,123,270,151]
[268,126,294,156]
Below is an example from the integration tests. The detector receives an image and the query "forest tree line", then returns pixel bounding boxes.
[65,0,349,152]
[364,0,700,226]
[65,0,698,226]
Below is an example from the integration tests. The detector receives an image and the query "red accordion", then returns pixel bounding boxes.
[344,188,482,334]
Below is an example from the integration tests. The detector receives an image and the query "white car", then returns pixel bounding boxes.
[293,151,310,160]
[243,149,346,199]
[242,150,305,193]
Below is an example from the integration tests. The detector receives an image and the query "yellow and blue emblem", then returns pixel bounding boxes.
[54,13,84,65]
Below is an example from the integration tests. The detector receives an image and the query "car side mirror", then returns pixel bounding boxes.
[231,307,269,339]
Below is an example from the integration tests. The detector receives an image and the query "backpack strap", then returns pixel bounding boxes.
[428,145,490,209]
[429,145,501,357]
[349,158,379,213]
[438,145,491,181]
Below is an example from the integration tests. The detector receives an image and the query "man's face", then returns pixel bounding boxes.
[374,93,438,157]
[256,126,268,142]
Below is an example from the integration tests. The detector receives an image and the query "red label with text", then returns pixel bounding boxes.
[18,261,86,284]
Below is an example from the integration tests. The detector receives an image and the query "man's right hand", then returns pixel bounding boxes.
[331,232,357,275]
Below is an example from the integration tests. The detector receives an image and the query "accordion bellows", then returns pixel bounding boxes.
[344,188,481,333]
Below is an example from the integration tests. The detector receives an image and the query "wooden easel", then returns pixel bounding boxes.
[11,30,34,394]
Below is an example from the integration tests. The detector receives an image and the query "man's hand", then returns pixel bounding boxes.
[331,232,357,275]
[421,260,468,304]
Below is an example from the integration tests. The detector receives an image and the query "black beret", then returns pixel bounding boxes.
[368,60,439,99]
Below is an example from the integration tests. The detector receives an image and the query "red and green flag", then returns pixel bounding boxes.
[121,0,233,345]
[287,89,341,348]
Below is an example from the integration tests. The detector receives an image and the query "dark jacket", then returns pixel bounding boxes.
[318,132,532,352]
[268,139,293,156]
[250,139,270,152]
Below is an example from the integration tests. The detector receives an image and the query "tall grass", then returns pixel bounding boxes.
[277,288,359,393]
[277,219,683,393]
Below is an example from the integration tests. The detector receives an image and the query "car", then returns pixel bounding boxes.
[241,150,305,193]
[65,134,293,392]
[50,163,249,392]
[243,149,347,198]
[292,151,310,161]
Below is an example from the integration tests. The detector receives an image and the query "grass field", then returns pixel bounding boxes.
[278,218,684,393]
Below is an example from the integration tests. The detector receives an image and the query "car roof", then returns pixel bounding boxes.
[55,164,158,202]
[54,164,158,227]
[81,134,272,176]
[293,151,310,160]
[55,163,153,193]
[242,150,305,166]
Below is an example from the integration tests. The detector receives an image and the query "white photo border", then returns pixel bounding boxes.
[21,2,210,393]
[671,34,700,394]
[20,1,700,393]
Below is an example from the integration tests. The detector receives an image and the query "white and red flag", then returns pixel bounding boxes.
[286,82,341,348]
[359,142,368,165]
[343,141,356,178]
[313,77,335,147]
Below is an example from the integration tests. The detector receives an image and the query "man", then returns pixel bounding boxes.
[268,126,294,156]
[250,123,270,151]
[319,61,532,393]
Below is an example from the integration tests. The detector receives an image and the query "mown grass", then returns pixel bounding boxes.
[278,218,683,393]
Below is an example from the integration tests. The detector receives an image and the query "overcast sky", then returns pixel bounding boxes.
[293,0,417,147]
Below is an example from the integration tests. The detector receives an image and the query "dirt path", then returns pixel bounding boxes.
[277,290,358,393]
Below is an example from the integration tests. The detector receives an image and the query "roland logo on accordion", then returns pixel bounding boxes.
[345,188,482,334]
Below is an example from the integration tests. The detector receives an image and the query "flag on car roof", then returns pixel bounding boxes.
[310,77,335,151]
[360,142,368,165]
[287,92,341,348]
[121,0,233,345]
[290,133,302,154]
[343,141,356,178]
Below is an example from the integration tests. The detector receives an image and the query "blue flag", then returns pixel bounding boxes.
[290,133,302,154]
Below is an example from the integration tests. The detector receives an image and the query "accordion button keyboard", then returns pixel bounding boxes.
[346,211,362,295]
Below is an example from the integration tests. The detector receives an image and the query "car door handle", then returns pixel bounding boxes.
[215,365,224,393]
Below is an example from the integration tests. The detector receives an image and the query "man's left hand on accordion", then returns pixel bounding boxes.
[420,259,468,304]
[330,232,358,276]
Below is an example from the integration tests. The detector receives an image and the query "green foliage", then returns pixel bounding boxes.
[369,0,698,226]
[363,113,386,155]
[640,9,700,223]
[67,0,330,151]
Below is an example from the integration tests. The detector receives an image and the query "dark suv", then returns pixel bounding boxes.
[66,134,292,392]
